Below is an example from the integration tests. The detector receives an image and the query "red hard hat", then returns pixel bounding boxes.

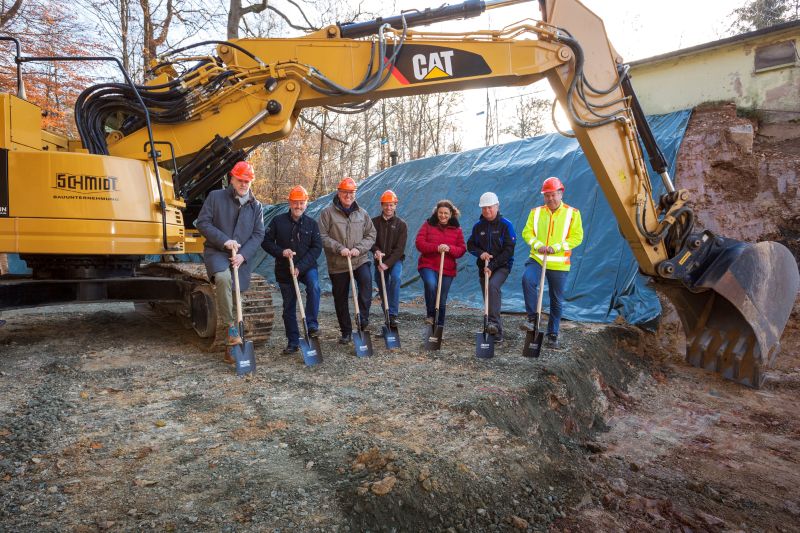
[541,177,564,193]
[337,177,357,192]
[380,190,398,203]
[288,185,309,201]
[230,161,255,182]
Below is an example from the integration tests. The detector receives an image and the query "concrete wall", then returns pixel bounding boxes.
[630,26,800,122]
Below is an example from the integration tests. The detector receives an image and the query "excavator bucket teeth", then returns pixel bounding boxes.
[661,239,799,388]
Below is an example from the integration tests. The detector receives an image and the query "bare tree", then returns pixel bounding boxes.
[0,0,23,29]
[730,0,799,33]
[502,96,550,139]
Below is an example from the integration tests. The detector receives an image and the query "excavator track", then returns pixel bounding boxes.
[135,262,274,352]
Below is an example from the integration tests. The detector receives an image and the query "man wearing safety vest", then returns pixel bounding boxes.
[520,177,584,349]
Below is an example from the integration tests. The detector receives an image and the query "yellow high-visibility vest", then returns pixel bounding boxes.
[521,203,584,271]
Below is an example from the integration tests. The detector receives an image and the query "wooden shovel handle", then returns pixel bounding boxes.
[483,258,490,316]
[346,254,360,317]
[535,252,548,319]
[288,254,306,321]
[378,256,390,315]
[434,250,445,310]
[231,248,243,324]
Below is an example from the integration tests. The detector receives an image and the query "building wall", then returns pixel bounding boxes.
[630,28,799,121]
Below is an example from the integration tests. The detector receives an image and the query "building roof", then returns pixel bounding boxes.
[629,19,800,68]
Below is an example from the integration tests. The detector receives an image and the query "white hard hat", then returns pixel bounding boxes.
[479,192,499,208]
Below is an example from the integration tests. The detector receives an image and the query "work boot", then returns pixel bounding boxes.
[282,345,299,355]
[519,319,537,332]
[486,323,499,336]
[424,317,434,326]
[359,320,370,332]
[223,346,235,365]
[227,325,242,346]
[338,333,352,345]
[389,316,399,329]
[546,334,560,349]
[308,327,319,338]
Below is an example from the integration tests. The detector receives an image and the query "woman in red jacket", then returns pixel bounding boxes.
[415,200,467,326]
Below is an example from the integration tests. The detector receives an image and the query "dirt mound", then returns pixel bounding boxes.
[674,103,800,260]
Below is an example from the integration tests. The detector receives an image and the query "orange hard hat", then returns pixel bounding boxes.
[380,190,399,203]
[337,177,357,192]
[288,185,309,202]
[230,161,255,182]
[541,177,564,193]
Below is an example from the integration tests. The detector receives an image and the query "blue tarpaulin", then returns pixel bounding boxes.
[258,109,692,325]
[7,110,691,325]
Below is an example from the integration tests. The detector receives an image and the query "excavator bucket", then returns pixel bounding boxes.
[660,234,799,388]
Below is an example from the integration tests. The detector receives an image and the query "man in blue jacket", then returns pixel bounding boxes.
[466,192,516,342]
[262,185,322,354]
[196,161,265,364]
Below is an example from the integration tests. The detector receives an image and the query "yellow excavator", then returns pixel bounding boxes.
[0,0,797,386]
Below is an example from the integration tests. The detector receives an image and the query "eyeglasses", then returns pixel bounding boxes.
[338,191,356,196]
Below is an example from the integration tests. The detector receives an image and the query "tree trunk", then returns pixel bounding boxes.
[311,110,329,197]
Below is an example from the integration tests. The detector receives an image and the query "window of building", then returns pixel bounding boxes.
[754,40,798,73]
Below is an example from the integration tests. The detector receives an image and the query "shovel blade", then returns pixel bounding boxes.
[353,330,373,358]
[299,337,322,367]
[475,332,495,359]
[522,330,545,358]
[424,325,443,351]
[234,340,256,375]
[382,325,401,349]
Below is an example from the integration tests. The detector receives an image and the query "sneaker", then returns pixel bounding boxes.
[519,320,537,332]
[227,325,242,346]
[338,334,352,345]
[389,316,399,329]
[424,317,435,326]
[486,323,499,336]
[282,345,299,355]
[546,334,560,349]
[223,346,235,365]
[308,327,319,338]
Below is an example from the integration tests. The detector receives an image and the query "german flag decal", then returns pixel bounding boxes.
[385,44,491,85]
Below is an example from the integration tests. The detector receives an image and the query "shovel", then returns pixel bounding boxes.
[377,257,400,349]
[346,255,373,358]
[230,249,256,375]
[522,252,548,358]
[288,255,322,366]
[475,259,496,359]
[424,251,446,351]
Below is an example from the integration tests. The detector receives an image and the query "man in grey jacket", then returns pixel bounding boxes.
[196,161,265,364]
[319,177,376,344]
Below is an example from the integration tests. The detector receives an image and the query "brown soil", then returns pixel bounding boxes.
[0,297,798,532]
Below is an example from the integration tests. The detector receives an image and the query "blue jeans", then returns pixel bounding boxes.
[376,261,403,317]
[419,267,454,326]
[521,259,568,336]
[278,268,320,347]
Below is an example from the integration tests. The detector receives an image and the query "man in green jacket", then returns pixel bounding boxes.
[319,177,376,344]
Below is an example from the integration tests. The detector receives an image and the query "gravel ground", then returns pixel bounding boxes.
[0,295,798,532]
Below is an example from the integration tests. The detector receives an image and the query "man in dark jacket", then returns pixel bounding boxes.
[196,161,265,364]
[262,185,322,354]
[371,190,407,328]
[467,192,516,341]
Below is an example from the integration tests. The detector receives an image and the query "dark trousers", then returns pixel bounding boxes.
[330,262,372,335]
[278,268,320,347]
[479,266,509,335]
[419,267,454,326]
[521,259,569,336]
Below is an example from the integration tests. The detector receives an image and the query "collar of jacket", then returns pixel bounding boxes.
[333,195,360,215]
[227,185,254,204]
[286,210,309,225]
